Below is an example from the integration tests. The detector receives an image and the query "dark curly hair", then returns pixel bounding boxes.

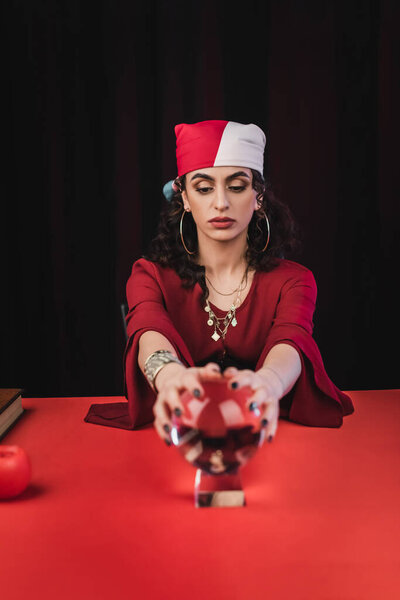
[145,169,302,299]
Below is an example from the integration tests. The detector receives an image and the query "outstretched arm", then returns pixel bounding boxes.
[258,343,302,397]
[224,343,302,442]
[138,331,222,444]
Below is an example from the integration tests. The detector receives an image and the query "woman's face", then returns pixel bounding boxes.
[181,166,258,245]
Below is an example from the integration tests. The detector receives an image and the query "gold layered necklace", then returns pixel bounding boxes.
[204,267,248,342]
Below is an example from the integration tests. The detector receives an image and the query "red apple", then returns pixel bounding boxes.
[0,445,31,499]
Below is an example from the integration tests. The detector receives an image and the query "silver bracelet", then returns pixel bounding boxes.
[144,350,183,392]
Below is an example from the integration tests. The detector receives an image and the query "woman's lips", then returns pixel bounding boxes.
[208,218,235,229]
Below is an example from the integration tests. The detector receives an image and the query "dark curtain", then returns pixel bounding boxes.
[2,0,399,396]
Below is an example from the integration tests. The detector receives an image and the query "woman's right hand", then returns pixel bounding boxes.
[152,362,223,445]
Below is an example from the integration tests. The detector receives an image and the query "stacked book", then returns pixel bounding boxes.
[0,389,24,440]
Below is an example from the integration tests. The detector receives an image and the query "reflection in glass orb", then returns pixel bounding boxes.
[171,380,266,476]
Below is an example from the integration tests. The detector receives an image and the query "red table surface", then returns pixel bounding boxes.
[1,391,399,600]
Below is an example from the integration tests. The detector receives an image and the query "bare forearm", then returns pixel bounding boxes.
[257,343,302,398]
[138,331,178,371]
[138,331,185,390]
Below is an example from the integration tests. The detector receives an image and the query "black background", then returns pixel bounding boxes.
[2,0,399,397]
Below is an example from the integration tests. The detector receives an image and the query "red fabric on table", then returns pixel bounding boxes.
[2,391,400,600]
[85,258,354,430]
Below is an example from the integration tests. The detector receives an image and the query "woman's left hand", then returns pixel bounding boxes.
[223,367,283,442]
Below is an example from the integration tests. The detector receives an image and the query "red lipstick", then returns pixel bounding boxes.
[208,217,235,229]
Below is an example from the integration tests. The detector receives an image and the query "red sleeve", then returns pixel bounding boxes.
[84,259,195,430]
[256,267,354,427]
[123,259,195,428]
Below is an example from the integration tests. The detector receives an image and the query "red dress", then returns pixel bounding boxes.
[84,258,354,429]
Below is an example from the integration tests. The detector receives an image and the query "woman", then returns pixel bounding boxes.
[85,120,354,440]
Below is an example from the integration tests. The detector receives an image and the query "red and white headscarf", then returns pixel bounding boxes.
[175,120,266,177]
[163,120,266,200]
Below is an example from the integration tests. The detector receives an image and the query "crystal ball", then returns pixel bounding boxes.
[170,379,266,475]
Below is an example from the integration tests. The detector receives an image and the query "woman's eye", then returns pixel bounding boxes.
[196,187,213,194]
[195,185,246,194]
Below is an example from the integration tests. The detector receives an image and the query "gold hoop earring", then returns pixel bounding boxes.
[180,210,196,255]
[251,211,270,253]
